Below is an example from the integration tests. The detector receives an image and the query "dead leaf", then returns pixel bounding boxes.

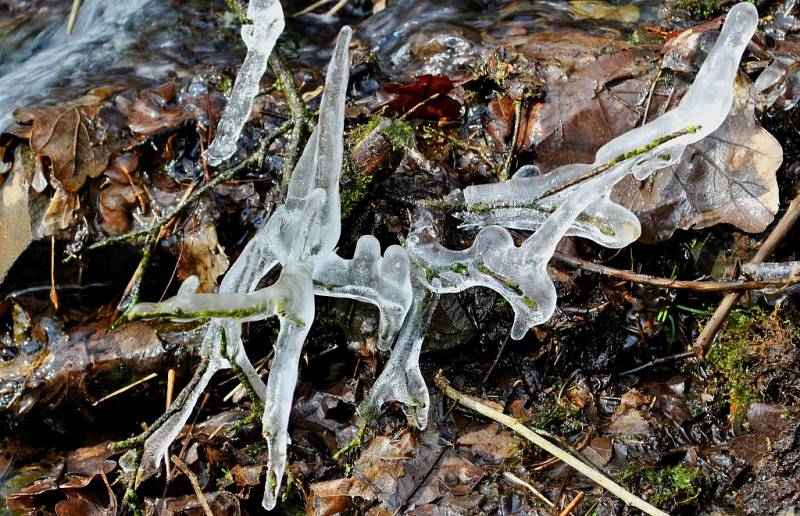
[141,491,241,516]
[456,423,516,464]
[120,82,205,136]
[14,101,116,193]
[612,77,781,241]
[605,389,653,436]
[381,75,463,120]
[307,478,355,516]
[0,146,33,282]
[569,0,639,24]
[522,46,658,167]
[173,221,230,293]
[582,436,613,468]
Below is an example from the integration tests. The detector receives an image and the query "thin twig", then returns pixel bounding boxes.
[49,235,59,309]
[434,372,669,516]
[92,372,158,406]
[421,126,700,214]
[66,0,82,34]
[164,368,176,478]
[502,471,555,508]
[694,191,800,357]
[559,491,585,516]
[501,100,522,181]
[171,455,213,516]
[101,121,291,320]
[270,50,314,190]
[554,252,800,292]
[619,351,695,375]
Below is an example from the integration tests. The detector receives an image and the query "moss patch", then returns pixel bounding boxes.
[632,464,704,506]
[707,308,761,414]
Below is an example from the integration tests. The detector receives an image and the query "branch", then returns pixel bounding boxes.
[553,252,800,292]
[434,372,669,516]
[694,190,800,357]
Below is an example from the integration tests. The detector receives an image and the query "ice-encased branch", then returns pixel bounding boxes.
[132,25,413,509]
[313,235,412,350]
[357,278,439,429]
[205,0,285,166]
[408,2,758,340]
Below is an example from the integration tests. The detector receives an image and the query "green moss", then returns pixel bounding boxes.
[676,0,722,19]
[381,119,414,151]
[342,118,413,218]
[642,465,703,506]
[475,260,523,294]
[530,399,567,431]
[707,308,761,414]
[521,296,539,311]
[450,263,469,275]
[467,202,492,213]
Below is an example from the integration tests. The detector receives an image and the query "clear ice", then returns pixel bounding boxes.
[129,3,764,509]
[131,26,413,510]
[204,0,285,166]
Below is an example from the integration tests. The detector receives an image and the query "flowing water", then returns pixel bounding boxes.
[0,0,241,129]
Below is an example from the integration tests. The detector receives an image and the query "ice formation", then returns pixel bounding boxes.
[204,0,285,166]
[357,1,759,423]
[129,2,762,508]
[131,26,412,510]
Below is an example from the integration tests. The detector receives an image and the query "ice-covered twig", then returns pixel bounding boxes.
[358,278,438,429]
[313,236,412,350]
[411,2,758,340]
[131,26,415,509]
[205,0,285,166]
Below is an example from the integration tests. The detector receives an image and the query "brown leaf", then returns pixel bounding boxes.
[0,146,33,282]
[98,178,143,235]
[521,46,658,167]
[519,32,780,240]
[456,423,516,464]
[582,436,613,468]
[121,83,197,136]
[173,221,230,293]
[142,491,241,516]
[605,389,653,436]
[307,478,356,516]
[612,77,781,241]
[14,103,115,193]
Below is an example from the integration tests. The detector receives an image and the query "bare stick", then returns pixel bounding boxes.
[171,455,213,516]
[619,351,695,376]
[559,491,585,516]
[502,471,554,508]
[66,0,83,34]
[434,373,669,516]
[694,191,800,357]
[92,372,158,406]
[554,252,800,292]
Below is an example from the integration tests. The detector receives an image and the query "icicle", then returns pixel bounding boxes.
[358,278,438,429]
[205,0,285,166]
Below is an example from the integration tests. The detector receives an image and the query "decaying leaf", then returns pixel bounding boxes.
[120,82,198,136]
[5,443,116,511]
[612,77,781,241]
[310,418,483,514]
[0,146,33,282]
[381,74,463,120]
[13,92,119,193]
[515,30,781,240]
[173,221,230,293]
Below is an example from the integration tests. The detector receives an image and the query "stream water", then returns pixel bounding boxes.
[0,0,242,129]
